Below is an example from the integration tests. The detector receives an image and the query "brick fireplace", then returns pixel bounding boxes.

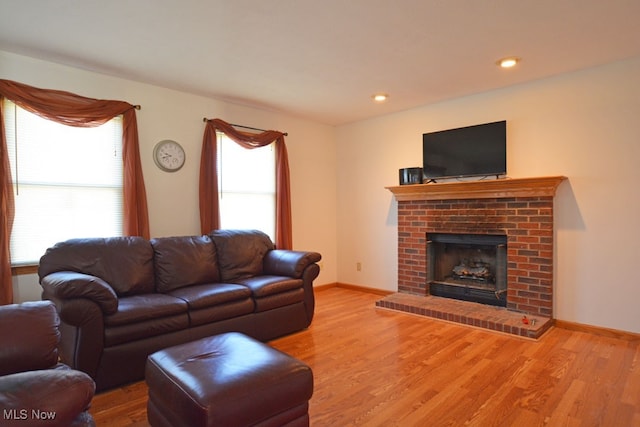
[378,176,566,338]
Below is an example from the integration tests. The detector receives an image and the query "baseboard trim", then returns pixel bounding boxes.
[554,320,640,341]
[314,282,394,296]
[313,282,339,292]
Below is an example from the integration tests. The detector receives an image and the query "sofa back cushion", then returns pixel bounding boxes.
[38,237,155,296]
[209,229,274,281]
[151,235,220,292]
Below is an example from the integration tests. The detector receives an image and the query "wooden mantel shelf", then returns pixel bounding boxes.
[386,176,567,201]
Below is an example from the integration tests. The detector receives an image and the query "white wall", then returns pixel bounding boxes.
[2,50,338,299]
[5,49,639,334]
[336,56,640,334]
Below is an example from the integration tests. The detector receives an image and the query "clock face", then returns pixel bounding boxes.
[153,140,185,172]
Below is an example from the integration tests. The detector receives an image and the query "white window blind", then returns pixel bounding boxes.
[217,132,276,241]
[3,99,124,265]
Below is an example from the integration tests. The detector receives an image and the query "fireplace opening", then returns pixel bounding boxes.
[427,233,507,307]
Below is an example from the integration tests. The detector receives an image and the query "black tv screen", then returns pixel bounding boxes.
[422,120,506,180]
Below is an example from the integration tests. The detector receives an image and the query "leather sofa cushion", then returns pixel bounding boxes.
[209,229,274,281]
[235,276,303,298]
[0,301,59,376]
[166,283,252,310]
[39,237,155,296]
[104,294,187,327]
[151,236,220,293]
[254,288,305,312]
[104,294,189,346]
[167,283,254,326]
[189,300,255,326]
[104,314,189,347]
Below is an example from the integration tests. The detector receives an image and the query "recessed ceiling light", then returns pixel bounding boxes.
[497,57,520,68]
[372,93,389,102]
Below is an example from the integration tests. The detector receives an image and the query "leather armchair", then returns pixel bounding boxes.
[0,301,95,427]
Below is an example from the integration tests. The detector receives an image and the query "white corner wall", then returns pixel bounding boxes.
[5,49,639,334]
[2,50,338,300]
[336,56,640,334]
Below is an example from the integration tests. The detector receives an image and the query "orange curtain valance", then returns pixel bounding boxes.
[0,79,138,127]
[0,79,150,305]
[199,118,292,249]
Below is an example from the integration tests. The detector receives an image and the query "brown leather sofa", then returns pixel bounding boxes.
[0,301,96,427]
[38,229,321,391]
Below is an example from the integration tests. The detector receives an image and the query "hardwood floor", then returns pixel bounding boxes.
[91,288,640,426]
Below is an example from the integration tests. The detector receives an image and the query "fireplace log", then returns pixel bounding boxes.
[452,260,492,280]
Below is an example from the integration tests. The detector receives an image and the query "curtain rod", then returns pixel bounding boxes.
[202,118,288,136]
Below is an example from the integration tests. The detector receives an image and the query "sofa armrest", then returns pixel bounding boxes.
[41,271,118,315]
[263,250,322,278]
[39,295,105,382]
[0,369,95,427]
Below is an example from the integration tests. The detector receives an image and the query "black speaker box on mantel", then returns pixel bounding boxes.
[399,167,423,185]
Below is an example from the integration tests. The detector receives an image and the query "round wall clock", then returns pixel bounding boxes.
[153,140,185,172]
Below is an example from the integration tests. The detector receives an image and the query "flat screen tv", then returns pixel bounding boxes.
[422,120,506,181]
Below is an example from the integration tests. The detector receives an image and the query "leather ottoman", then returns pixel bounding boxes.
[145,332,313,427]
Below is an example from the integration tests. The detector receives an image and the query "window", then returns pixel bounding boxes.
[217,132,276,241]
[3,99,124,265]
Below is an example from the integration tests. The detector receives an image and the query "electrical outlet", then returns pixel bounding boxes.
[356,262,362,272]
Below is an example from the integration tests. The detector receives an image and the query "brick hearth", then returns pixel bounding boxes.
[379,177,566,338]
[376,292,553,339]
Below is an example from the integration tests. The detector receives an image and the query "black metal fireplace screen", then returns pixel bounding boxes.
[426,233,507,307]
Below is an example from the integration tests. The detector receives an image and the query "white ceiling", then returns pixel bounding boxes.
[1,0,640,126]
